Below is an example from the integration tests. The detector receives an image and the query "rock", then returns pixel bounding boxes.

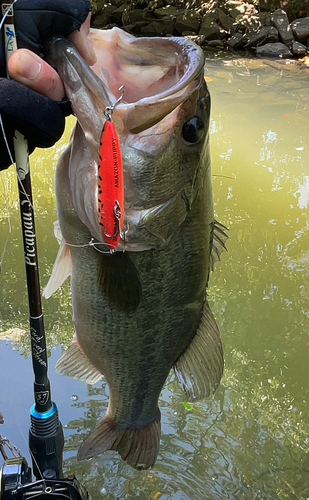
[109,0,124,6]
[226,32,247,48]
[291,18,309,41]
[146,0,165,12]
[228,3,260,30]
[210,7,235,32]
[122,21,149,35]
[271,9,294,46]
[256,12,273,27]
[175,11,202,35]
[140,19,175,36]
[92,4,117,27]
[207,39,225,48]
[256,42,293,58]
[110,4,126,22]
[199,17,228,40]
[245,26,279,48]
[291,40,307,55]
[228,2,253,19]
[184,34,206,46]
[154,5,181,19]
[122,24,136,34]
[122,8,154,25]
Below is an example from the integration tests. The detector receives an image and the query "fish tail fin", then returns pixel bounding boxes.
[77,412,161,470]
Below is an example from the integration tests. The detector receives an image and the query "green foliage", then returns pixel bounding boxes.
[183,401,194,411]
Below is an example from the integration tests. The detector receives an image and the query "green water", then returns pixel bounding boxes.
[0,57,309,499]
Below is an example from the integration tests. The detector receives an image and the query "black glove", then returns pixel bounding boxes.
[0,0,91,171]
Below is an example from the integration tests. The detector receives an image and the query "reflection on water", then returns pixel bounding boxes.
[1,58,309,499]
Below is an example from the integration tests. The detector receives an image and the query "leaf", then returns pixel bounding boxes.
[183,402,194,412]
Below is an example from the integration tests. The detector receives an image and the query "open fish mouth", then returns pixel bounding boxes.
[91,28,204,104]
[90,29,205,135]
[48,28,205,134]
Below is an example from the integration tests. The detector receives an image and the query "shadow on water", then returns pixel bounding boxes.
[1,58,309,499]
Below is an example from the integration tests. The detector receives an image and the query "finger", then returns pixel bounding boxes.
[69,13,97,66]
[8,50,65,101]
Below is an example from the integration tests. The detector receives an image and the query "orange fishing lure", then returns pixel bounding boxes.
[98,118,124,250]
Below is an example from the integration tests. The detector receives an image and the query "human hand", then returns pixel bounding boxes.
[0,0,95,170]
[8,12,96,101]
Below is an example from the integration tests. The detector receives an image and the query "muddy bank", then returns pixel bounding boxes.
[91,1,309,59]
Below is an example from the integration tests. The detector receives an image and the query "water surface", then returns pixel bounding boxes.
[0,57,309,499]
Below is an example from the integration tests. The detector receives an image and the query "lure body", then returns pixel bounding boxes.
[98,119,124,250]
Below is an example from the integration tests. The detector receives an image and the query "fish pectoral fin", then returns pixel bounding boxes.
[44,237,72,299]
[174,300,224,401]
[78,411,161,470]
[55,335,104,385]
[99,252,142,312]
[210,220,228,272]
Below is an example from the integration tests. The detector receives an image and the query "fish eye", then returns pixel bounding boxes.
[182,117,204,144]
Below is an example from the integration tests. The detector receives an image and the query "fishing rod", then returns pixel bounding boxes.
[0,5,91,498]
[1,0,64,481]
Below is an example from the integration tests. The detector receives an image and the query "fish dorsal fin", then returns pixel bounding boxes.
[210,220,228,272]
[55,335,104,385]
[44,235,72,299]
[174,300,224,401]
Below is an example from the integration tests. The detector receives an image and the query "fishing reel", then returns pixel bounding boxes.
[0,442,90,500]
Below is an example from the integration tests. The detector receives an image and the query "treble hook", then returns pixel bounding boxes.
[103,200,122,239]
[104,85,125,121]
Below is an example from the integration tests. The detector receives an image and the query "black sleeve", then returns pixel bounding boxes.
[0,0,91,75]
[0,79,68,170]
[0,0,91,170]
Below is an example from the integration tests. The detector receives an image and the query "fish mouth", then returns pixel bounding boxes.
[47,29,205,135]
[90,28,205,133]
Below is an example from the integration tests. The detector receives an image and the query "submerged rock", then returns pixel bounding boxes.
[256,42,293,58]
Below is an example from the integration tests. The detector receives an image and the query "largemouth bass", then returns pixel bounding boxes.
[45,28,227,470]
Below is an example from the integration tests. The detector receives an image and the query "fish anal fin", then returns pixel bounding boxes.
[98,252,142,313]
[44,236,72,299]
[55,335,104,385]
[210,220,228,272]
[78,411,161,470]
[174,300,224,401]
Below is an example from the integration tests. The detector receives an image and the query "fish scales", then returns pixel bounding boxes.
[45,27,227,470]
